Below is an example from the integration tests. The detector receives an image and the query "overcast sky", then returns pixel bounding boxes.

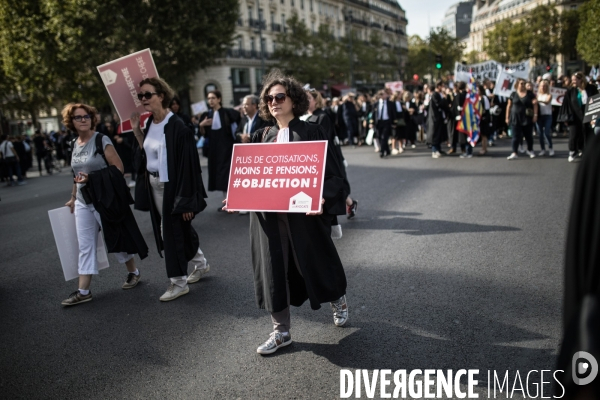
[401,0,455,38]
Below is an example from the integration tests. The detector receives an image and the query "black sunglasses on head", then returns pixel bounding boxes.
[264,93,287,105]
[137,91,158,100]
[72,115,91,122]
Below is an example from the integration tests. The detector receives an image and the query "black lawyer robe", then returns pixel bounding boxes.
[249,118,348,313]
[555,134,600,398]
[87,165,148,259]
[133,114,207,275]
[200,108,241,192]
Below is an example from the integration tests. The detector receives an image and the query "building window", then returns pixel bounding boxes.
[238,38,243,50]
[232,68,250,86]
[271,12,275,27]
[248,6,253,21]
[281,0,284,4]
[311,21,315,32]
[310,0,313,12]
[301,0,304,10]
[251,37,256,53]
[291,0,294,7]
[259,8,264,23]
[282,13,286,29]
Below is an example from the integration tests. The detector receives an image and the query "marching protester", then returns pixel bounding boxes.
[428,81,450,158]
[555,134,600,398]
[412,91,426,143]
[506,79,538,160]
[224,70,349,355]
[402,91,418,149]
[0,135,26,186]
[341,93,359,145]
[131,77,210,302]
[198,90,241,210]
[373,89,397,158]
[449,82,467,155]
[303,87,357,238]
[478,85,491,156]
[559,72,599,162]
[391,93,404,155]
[61,103,147,306]
[235,94,269,142]
[536,80,555,157]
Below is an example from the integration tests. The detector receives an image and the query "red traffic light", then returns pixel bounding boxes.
[413,74,419,81]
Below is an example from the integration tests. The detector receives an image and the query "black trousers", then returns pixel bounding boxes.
[377,120,392,156]
[568,121,591,153]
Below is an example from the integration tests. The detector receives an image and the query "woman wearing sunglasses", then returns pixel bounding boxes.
[224,70,349,355]
[61,103,145,306]
[131,77,209,302]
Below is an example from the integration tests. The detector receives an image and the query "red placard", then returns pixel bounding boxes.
[97,49,158,132]
[226,141,328,213]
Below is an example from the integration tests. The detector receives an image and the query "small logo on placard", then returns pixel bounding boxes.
[289,192,312,211]
[100,69,118,86]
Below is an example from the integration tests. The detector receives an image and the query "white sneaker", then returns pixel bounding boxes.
[549,149,555,157]
[507,153,518,160]
[187,264,210,284]
[568,155,575,162]
[526,150,536,158]
[538,150,545,157]
[159,283,189,301]
[411,144,416,149]
[331,224,342,240]
[432,151,442,159]
[518,145,525,154]
[391,149,399,155]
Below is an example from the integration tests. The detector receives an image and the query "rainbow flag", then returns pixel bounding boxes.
[456,74,482,147]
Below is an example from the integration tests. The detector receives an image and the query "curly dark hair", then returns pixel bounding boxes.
[61,103,100,132]
[139,77,174,109]
[258,69,309,122]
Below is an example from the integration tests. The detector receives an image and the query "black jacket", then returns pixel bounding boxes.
[556,134,600,398]
[87,165,148,259]
[235,114,269,138]
[372,99,398,126]
[559,84,599,123]
[133,114,207,268]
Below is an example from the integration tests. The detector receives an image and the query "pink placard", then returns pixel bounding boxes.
[226,141,328,213]
[97,49,158,129]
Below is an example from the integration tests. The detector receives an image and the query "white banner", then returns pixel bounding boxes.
[48,207,109,281]
[385,81,404,93]
[494,69,566,106]
[191,101,208,116]
[455,60,530,82]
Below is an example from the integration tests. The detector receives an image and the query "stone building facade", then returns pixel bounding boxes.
[190,0,408,108]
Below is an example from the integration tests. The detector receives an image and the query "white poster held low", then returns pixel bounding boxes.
[48,207,109,281]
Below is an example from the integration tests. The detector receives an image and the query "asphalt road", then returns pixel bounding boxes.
[0,137,577,399]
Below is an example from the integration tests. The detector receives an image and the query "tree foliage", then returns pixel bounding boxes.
[577,0,600,65]
[484,20,512,64]
[405,28,464,79]
[273,12,401,87]
[0,0,239,123]
[484,5,577,65]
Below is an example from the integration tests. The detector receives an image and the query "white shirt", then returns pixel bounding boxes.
[211,110,222,130]
[0,140,15,158]
[245,113,257,134]
[395,101,402,112]
[144,112,173,182]
[378,99,389,120]
[276,127,290,143]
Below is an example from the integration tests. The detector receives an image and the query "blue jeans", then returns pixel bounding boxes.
[537,115,553,150]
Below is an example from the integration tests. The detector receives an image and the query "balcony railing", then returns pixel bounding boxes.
[227,49,273,59]
[271,23,281,32]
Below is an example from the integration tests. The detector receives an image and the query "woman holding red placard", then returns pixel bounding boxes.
[224,70,349,355]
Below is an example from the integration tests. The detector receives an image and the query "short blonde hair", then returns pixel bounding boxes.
[307,89,326,109]
[61,103,99,132]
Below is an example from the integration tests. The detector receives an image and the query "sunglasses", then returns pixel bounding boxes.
[72,115,91,122]
[137,91,158,100]
[264,93,287,105]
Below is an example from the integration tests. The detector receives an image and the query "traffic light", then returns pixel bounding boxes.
[435,54,442,70]
[546,65,553,73]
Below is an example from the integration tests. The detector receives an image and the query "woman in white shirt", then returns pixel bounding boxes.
[536,80,554,156]
[131,77,209,302]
